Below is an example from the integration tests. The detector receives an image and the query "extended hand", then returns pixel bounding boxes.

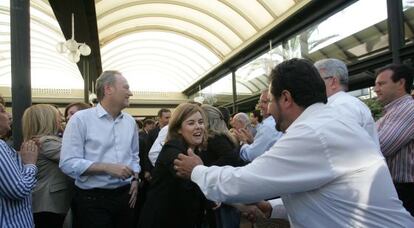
[235,203,266,224]
[173,148,203,179]
[256,201,272,218]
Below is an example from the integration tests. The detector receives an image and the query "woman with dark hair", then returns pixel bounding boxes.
[64,102,90,122]
[138,103,208,228]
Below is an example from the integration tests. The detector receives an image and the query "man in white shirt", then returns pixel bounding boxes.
[236,89,283,162]
[60,71,140,228]
[174,58,414,227]
[314,58,380,149]
[148,125,168,166]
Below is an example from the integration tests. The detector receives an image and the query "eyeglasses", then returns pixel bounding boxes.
[322,76,334,80]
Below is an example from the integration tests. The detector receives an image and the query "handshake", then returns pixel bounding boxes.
[234,199,289,226]
[234,201,272,223]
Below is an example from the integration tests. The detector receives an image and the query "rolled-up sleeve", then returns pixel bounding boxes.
[59,116,93,179]
[240,124,282,162]
[131,124,141,173]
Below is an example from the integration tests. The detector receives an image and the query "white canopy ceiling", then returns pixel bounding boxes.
[0,0,307,93]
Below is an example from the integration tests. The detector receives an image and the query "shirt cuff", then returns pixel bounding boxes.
[268,198,287,219]
[23,164,37,172]
[190,165,208,183]
[77,160,94,177]
[239,144,249,161]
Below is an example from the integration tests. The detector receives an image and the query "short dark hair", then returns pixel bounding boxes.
[157,108,171,117]
[252,109,263,123]
[270,58,327,108]
[217,107,230,124]
[64,102,91,120]
[143,118,155,127]
[376,64,414,94]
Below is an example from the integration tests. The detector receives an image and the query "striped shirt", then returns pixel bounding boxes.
[0,140,37,228]
[377,95,414,183]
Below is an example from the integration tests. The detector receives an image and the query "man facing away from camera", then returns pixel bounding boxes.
[174,58,414,227]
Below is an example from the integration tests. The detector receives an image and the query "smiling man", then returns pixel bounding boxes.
[375,64,414,216]
[60,71,140,228]
[174,58,414,227]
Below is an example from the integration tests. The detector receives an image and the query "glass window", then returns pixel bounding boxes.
[301,0,389,64]
[235,52,272,101]
[403,0,414,45]
[189,73,233,106]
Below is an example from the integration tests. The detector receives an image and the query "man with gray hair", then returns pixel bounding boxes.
[232,113,253,132]
[314,58,380,149]
[60,71,140,228]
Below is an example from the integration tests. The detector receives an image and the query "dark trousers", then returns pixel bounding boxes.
[72,185,135,228]
[395,182,414,217]
[34,212,65,228]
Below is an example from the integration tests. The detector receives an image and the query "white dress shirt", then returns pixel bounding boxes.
[240,116,282,162]
[191,103,414,227]
[148,125,169,166]
[328,91,380,150]
[60,104,140,189]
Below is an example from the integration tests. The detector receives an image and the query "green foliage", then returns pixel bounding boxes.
[363,98,383,120]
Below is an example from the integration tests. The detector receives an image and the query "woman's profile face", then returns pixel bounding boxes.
[179,111,204,149]
[66,106,80,121]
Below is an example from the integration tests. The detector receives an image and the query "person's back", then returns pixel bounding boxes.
[315,58,380,149]
[278,103,411,227]
[327,91,380,149]
[178,59,414,228]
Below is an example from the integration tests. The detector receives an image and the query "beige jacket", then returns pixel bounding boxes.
[32,135,73,214]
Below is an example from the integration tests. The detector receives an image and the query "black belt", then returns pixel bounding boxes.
[75,184,130,195]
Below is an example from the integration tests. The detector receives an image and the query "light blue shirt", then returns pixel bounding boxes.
[59,104,140,189]
[240,116,282,162]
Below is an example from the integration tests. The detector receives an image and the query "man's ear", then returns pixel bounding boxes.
[398,78,406,91]
[104,84,113,96]
[281,90,293,106]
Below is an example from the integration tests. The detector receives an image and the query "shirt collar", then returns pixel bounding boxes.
[96,103,124,119]
[383,95,412,113]
[286,103,326,132]
[262,115,274,125]
[327,91,345,105]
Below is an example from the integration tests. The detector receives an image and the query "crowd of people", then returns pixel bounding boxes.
[0,58,414,228]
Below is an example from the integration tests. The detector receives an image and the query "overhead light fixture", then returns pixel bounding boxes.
[193,85,205,104]
[193,85,217,105]
[56,13,91,63]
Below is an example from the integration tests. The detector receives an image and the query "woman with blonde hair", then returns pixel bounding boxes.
[139,103,209,228]
[22,104,73,228]
[200,104,241,166]
[201,104,243,228]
